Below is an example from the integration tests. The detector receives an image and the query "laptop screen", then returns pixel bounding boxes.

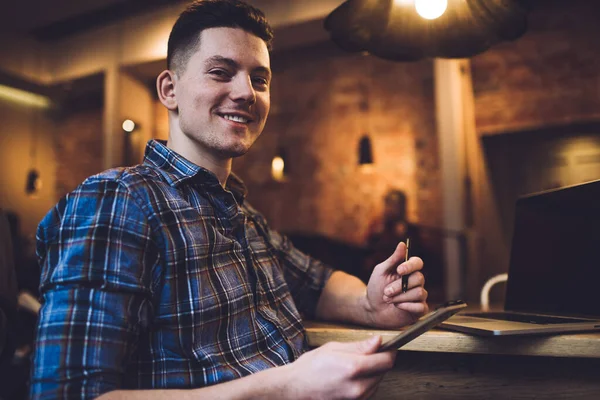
[505,179,600,318]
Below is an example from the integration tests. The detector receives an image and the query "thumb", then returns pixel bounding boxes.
[373,241,406,275]
[338,335,382,354]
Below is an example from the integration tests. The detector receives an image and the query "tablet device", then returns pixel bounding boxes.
[377,300,467,352]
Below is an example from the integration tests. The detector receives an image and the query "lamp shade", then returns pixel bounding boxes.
[25,169,41,196]
[324,0,529,61]
[359,135,374,165]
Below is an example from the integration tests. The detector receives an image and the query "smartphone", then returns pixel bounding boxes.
[377,300,467,352]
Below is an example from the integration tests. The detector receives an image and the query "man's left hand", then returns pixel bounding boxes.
[363,241,429,328]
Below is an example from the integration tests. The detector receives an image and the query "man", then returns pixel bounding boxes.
[363,189,422,282]
[32,1,428,399]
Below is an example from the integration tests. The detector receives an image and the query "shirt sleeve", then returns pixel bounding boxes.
[31,176,160,400]
[243,204,334,319]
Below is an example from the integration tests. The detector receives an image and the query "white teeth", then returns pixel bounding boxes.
[223,114,249,123]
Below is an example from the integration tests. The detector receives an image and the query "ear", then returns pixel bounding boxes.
[156,70,178,111]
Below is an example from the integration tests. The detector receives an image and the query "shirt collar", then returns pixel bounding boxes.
[143,139,247,203]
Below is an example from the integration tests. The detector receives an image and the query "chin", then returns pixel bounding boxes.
[219,149,249,158]
[227,135,260,157]
[215,143,252,158]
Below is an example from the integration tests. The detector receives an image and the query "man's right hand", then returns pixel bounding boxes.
[281,336,396,400]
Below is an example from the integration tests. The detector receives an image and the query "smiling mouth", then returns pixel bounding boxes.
[220,114,252,124]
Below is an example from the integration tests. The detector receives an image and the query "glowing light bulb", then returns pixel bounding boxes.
[122,119,136,132]
[415,0,447,20]
[271,156,285,181]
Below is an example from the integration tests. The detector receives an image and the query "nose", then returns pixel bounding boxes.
[231,74,256,105]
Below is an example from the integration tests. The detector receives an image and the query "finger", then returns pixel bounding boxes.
[407,271,426,289]
[347,351,396,379]
[383,272,425,300]
[395,301,429,316]
[328,335,382,354]
[384,286,428,305]
[395,256,424,276]
[372,241,407,275]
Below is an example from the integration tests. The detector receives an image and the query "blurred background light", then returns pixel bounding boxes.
[0,84,51,108]
[122,119,136,133]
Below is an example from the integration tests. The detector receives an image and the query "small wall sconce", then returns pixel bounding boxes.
[271,148,287,182]
[358,135,374,165]
[25,169,42,197]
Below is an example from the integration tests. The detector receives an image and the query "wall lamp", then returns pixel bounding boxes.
[25,169,42,197]
[271,148,288,182]
[359,135,374,165]
[122,119,137,133]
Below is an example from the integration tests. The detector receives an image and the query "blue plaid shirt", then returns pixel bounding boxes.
[32,140,333,399]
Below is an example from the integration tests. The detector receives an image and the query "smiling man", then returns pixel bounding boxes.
[161,25,271,183]
[31,1,428,399]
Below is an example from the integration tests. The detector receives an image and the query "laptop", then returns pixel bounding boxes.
[441,179,600,336]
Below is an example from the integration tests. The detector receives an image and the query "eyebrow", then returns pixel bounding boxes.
[205,55,272,79]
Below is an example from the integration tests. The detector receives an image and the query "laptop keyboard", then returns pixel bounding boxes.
[463,312,592,325]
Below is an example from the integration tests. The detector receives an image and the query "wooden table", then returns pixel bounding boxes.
[305,321,600,399]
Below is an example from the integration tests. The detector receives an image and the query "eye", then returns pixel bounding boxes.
[252,76,269,89]
[208,68,231,80]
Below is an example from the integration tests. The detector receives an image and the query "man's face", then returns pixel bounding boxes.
[384,194,406,220]
[173,27,271,159]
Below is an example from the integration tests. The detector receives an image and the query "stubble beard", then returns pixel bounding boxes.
[203,128,261,159]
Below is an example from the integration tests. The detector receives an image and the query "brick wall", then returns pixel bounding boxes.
[234,43,440,246]
[147,2,600,253]
[54,108,104,198]
[471,0,600,134]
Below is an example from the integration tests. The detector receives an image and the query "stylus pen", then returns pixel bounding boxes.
[401,238,410,293]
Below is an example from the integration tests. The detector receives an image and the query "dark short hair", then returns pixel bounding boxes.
[385,189,407,206]
[167,0,274,72]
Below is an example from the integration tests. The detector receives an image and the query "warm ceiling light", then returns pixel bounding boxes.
[122,119,136,132]
[415,0,447,20]
[0,84,51,108]
[325,0,529,61]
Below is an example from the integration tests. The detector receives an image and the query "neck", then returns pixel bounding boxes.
[166,134,232,188]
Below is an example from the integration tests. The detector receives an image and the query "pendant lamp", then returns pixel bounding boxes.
[324,0,529,61]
